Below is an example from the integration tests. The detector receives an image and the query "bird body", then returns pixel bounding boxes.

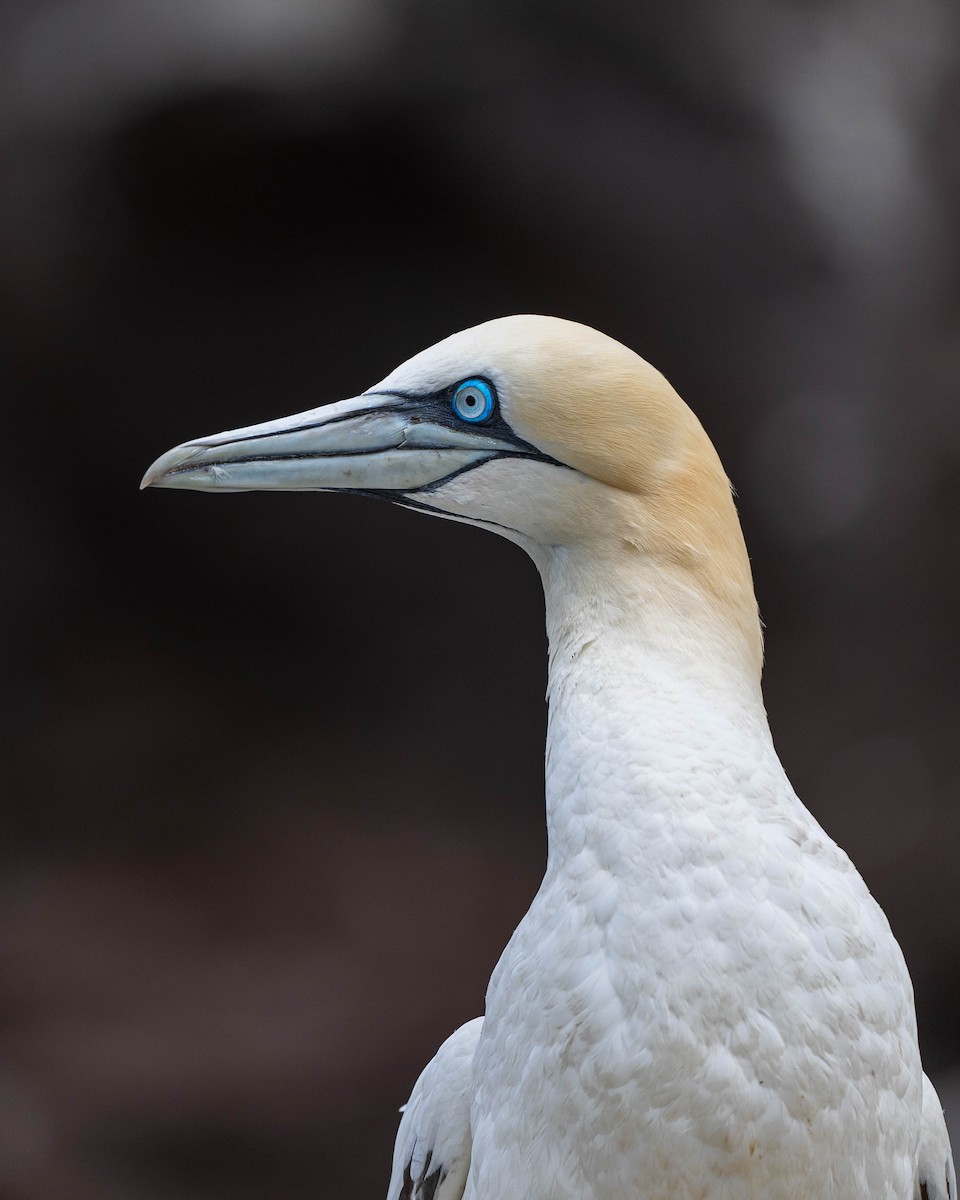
[474,649,918,1199]
[143,316,954,1200]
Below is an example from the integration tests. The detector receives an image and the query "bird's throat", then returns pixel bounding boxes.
[538,545,775,874]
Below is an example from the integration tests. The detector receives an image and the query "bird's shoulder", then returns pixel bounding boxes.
[916,1073,956,1200]
[386,1017,483,1200]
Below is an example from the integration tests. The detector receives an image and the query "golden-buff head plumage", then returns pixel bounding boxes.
[388,315,763,677]
[145,313,764,681]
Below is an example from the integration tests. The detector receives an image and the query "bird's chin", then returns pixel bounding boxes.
[408,455,595,553]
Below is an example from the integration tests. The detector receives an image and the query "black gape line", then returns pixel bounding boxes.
[163,381,568,489]
[353,489,527,540]
[365,380,550,457]
[416,450,568,493]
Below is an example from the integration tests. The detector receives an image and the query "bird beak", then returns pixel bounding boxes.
[140,394,520,494]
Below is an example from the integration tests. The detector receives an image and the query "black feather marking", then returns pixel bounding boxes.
[400,1158,415,1200]
[398,1144,449,1200]
[420,1166,445,1200]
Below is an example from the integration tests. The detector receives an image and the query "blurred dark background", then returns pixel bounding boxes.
[1,0,958,1196]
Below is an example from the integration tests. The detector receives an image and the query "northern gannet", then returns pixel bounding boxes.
[142,315,954,1200]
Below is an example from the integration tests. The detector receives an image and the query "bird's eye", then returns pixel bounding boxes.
[451,378,496,424]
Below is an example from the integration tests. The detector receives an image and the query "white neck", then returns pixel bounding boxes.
[536,544,782,873]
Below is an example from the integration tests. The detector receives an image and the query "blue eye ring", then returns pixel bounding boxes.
[451,378,496,424]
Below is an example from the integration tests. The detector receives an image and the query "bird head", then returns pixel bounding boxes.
[143,315,761,678]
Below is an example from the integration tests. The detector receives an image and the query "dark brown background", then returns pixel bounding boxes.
[1,1,958,1196]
